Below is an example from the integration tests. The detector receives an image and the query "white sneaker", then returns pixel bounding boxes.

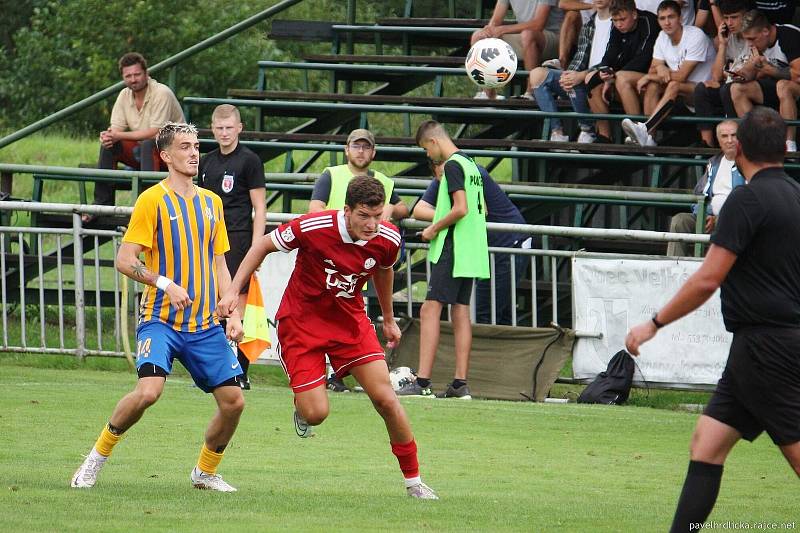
[577,131,596,144]
[191,467,237,492]
[550,130,569,142]
[787,140,798,152]
[473,90,489,100]
[294,410,315,438]
[494,94,506,100]
[407,482,439,499]
[621,119,653,147]
[70,449,107,488]
[542,58,562,70]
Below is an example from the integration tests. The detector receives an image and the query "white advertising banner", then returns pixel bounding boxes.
[572,257,731,385]
[251,249,297,361]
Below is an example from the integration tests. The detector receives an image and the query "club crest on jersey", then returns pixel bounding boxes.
[324,267,365,298]
[281,227,296,242]
[221,173,235,193]
[364,258,376,269]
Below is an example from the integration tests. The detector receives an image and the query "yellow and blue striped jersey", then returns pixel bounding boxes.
[123,180,230,332]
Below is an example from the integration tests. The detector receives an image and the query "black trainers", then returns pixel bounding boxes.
[239,375,251,390]
[327,374,349,393]
[438,384,472,400]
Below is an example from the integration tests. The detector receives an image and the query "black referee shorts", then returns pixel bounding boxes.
[426,236,473,306]
[225,231,253,294]
[704,327,800,446]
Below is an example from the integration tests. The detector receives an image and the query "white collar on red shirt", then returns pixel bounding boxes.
[337,210,368,246]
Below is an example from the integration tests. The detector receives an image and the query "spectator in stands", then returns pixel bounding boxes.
[84,53,183,223]
[729,10,800,153]
[413,160,530,325]
[621,0,716,147]
[776,78,800,152]
[309,128,408,393]
[695,0,724,32]
[399,121,490,399]
[308,129,409,221]
[544,0,596,71]
[198,104,266,390]
[585,0,660,141]
[752,0,798,23]
[667,120,744,256]
[471,0,564,99]
[530,0,614,143]
[635,0,696,25]
[694,0,750,148]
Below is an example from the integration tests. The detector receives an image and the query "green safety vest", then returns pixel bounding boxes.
[324,164,393,209]
[428,153,489,279]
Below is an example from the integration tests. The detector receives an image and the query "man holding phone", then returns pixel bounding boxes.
[693,0,751,147]
[585,0,660,141]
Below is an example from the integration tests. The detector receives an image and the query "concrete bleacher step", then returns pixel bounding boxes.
[302,54,468,66]
[376,17,489,28]
[226,90,536,108]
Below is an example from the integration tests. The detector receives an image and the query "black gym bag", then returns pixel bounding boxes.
[577,350,636,405]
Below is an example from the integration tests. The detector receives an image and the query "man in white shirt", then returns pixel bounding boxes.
[471,0,563,99]
[622,0,715,146]
[728,10,800,152]
[667,120,744,256]
[693,0,750,147]
[636,0,695,26]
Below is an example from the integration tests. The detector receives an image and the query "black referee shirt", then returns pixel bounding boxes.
[198,144,266,233]
[711,167,800,332]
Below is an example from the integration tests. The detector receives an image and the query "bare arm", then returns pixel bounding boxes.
[214,254,243,340]
[625,244,737,355]
[218,232,280,317]
[307,199,327,213]
[670,60,700,83]
[249,187,267,247]
[109,127,160,143]
[372,263,401,348]
[558,0,594,10]
[389,200,410,221]
[412,199,436,221]
[116,241,191,310]
[420,189,467,241]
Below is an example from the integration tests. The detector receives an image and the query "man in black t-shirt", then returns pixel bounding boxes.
[198,104,266,389]
[626,107,800,532]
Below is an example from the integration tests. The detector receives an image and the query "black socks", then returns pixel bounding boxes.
[669,460,724,533]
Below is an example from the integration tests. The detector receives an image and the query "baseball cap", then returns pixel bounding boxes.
[346,129,375,146]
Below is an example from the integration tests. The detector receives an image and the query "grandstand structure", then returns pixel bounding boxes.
[1,0,799,374]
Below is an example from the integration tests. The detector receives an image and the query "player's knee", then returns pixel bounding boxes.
[304,409,328,426]
[136,388,162,408]
[222,394,245,417]
[371,393,402,419]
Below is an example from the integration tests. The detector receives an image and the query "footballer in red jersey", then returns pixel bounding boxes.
[219,175,438,499]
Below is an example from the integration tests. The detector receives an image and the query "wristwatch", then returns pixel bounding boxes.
[651,312,665,329]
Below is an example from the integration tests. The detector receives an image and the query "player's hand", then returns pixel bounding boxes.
[636,76,651,94]
[217,291,239,318]
[601,81,614,104]
[704,79,720,89]
[705,215,716,233]
[420,225,438,242]
[225,316,244,343]
[559,71,580,90]
[165,283,192,311]
[624,320,658,356]
[382,318,401,350]
[598,70,614,82]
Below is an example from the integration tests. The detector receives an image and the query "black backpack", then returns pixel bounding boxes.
[577,350,636,405]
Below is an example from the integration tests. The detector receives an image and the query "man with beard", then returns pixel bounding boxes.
[85,53,184,221]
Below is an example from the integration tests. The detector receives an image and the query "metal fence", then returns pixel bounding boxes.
[0,201,709,360]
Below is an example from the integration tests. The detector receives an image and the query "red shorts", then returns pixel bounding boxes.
[276,316,385,393]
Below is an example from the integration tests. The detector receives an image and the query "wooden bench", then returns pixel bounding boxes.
[302,54,468,66]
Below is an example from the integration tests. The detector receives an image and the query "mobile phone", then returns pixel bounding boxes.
[721,23,729,38]
[598,66,614,75]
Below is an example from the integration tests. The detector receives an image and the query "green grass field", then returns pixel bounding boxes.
[1,361,796,533]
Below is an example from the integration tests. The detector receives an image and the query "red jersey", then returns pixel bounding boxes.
[270,210,401,343]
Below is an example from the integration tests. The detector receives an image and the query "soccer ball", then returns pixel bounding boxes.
[389,366,416,392]
[465,38,518,89]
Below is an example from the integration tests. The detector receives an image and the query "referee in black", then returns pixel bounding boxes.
[626,107,800,532]
[198,104,266,389]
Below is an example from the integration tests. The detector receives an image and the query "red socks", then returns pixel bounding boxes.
[390,439,420,479]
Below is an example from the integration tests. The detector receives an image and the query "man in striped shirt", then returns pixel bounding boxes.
[71,122,246,493]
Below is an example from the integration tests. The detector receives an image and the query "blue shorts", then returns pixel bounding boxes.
[135,321,242,393]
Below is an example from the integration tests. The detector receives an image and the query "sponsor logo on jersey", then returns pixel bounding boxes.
[204,207,214,222]
[221,173,235,193]
[324,268,367,298]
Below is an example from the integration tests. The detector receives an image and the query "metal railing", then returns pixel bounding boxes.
[0,200,708,360]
